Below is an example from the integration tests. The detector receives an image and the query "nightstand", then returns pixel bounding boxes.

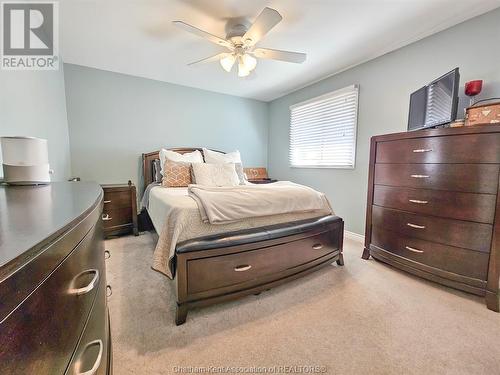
[244,167,277,184]
[101,180,139,238]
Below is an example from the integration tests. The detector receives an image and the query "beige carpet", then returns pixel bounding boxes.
[105,233,500,375]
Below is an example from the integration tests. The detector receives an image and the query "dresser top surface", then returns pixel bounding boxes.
[372,124,500,142]
[0,182,102,268]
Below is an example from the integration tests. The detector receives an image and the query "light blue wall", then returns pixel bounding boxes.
[0,67,71,181]
[268,9,500,235]
[64,64,269,192]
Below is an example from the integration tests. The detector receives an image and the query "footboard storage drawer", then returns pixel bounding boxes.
[364,125,500,312]
[187,231,337,294]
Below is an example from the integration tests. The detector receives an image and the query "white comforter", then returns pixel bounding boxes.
[188,181,331,224]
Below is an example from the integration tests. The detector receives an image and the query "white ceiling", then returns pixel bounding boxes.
[60,0,500,102]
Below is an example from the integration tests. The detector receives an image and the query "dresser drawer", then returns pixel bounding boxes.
[374,164,499,194]
[102,207,132,228]
[103,190,131,209]
[376,133,500,164]
[373,185,496,223]
[371,205,492,253]
[372,227,489,280]
[66,277,108,375]
[0,223,104,374]
[187,231,337,294]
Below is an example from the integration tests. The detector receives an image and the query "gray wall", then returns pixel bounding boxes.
[0,67,71,181]
[268,9,500,235]
[64,64,269,191]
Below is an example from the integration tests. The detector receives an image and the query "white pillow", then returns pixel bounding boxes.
[159,149,203,176]
[203,148,241,164]
[191,163,240,187]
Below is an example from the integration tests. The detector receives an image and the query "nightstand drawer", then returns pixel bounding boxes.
[102,207,132,228]
[101,181,138,237]
[103,191,131,209]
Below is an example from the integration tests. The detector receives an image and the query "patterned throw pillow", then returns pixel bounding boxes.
[162,160,192,187]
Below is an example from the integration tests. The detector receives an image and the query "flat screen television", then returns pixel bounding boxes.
[408,68,460,131]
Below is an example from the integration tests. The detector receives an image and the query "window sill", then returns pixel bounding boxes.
[290,165,355,170]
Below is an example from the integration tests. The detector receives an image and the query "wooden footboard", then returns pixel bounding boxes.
[174,215,344,325]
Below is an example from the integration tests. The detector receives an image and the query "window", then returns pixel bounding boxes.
[289,85,359,168]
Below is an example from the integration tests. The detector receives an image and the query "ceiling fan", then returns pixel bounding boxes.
[173,7,306,77]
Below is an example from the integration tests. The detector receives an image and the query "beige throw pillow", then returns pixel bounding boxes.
[191,163,240,187]
[162,160,192,187]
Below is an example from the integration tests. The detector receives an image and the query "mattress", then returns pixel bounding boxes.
[144,184,332,279]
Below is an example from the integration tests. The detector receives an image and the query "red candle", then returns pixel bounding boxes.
[465,80,483,97]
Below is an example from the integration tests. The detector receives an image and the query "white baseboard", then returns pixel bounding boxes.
[344,230,364,243]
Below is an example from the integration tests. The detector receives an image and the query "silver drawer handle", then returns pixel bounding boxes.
[405,245,424,253]
[409,199,428,204]
[412,149,432,153]
[312,243,323,250]
[70,269,99,296]
[407,223,426,229]
[103,200,112,204]
[410,174,429,178]
[234,265,252,272]
[104,250,110,259]
[76,339,103,375]
[106,285,113,298]
[102,214,112,221]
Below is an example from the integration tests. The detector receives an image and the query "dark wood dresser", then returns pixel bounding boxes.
[0,182,112,374]
[363,124,500,312]
[101,181,138,238]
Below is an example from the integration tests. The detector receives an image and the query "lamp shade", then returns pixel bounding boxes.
[1,136,51,184]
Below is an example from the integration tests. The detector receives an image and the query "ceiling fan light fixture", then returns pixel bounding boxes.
[242,54,257,72]
[176,7,307,76]
[238,65,250,77]
[238,56,250,77]
[219,54,236,72]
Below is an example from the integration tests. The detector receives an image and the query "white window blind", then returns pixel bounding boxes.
[289,85,359,168]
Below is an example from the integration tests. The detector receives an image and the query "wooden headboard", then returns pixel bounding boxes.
[141,148,224,189]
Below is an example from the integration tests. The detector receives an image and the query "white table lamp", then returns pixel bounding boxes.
[1,136,52,185]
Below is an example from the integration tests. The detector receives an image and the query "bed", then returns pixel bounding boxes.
[141,148,344,325]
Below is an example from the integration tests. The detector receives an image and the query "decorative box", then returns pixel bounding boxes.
[465,101,500,126]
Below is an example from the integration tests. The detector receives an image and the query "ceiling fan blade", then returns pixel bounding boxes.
[187,53,229,66]
[243,7,283,47]
[173,21,232,49]
[252,48,306,63]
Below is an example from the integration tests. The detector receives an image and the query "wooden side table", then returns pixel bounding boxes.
[101,180,139,238]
